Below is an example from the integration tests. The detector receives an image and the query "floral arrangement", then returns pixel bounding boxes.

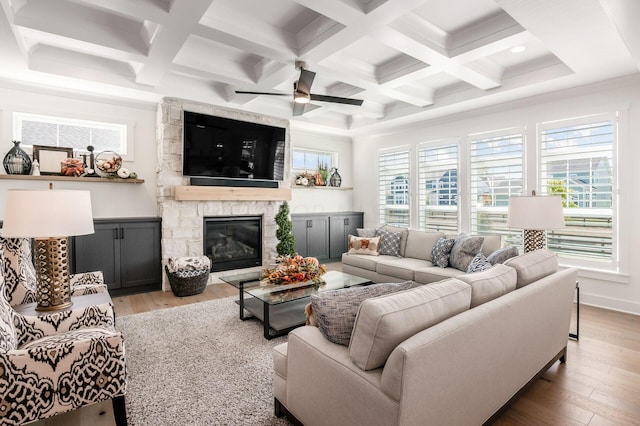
[261,255,327,285]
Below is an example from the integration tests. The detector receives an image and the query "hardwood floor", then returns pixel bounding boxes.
[37,267,640,425]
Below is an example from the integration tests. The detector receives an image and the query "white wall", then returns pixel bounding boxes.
[288,128,354,214]
[0,83,158,218]
[352,74,640,315]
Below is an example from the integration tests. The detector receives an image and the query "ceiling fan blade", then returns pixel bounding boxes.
[310,94,364,106]
[297,69,316,94]
[292,102,306,116]
[235,90,289,96]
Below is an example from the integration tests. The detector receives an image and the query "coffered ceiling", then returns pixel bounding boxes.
[1,0,639,133]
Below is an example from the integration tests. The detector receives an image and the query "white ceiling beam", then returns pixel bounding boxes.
[135,0,214,86]
[0,0,28,67]
[599,0,640,71]
[73,0,170,24]
[448,11,524,56]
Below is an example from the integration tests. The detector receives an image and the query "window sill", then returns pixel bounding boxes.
[0,174,144,184]
[560,264,630,284]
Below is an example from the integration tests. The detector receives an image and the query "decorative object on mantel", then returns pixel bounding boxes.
[329,167,342,187]
[3,140,32,175]
[85,145,98,176]
[275,201,296,257]
[318,161,329,186]
[33,145,73,175]
[31,159,40,176]
[260,255,327,286]
[60,157,85,177]
[95,150,122,177]
[294,171,315,186]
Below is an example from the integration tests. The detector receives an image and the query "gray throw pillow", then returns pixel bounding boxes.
[487,246,519,265]
[431,237,456,268]
[377,229,403,257]
[356,228,376,238]
[467,252,493,273]
[311,281,413,346]
[449,234,485,271]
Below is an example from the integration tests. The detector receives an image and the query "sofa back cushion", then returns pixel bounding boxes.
[504,249,558,288]
[458,264,517,307]
[310,281,414,346]
[480,235,502,257]
[404,230,444,261]
[349,279,471,371]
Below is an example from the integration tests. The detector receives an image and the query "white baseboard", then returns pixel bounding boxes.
[580,292,640,316]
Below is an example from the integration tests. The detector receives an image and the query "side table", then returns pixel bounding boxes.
[569,281,579,340]
[13,292,113,316]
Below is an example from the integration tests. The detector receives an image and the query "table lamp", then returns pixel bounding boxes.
[2,186,95,310]
[507,191,565,252]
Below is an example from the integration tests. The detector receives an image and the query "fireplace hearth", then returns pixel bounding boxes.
[203,216,262,272]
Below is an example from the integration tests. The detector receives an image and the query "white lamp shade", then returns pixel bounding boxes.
[2,189,95,238]
[507,195,565,230]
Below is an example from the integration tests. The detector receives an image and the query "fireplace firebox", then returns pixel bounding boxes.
[203,216,262,272]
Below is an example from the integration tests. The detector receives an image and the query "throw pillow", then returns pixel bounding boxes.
[449,234,485,271]
[431,237,456,268]
[347,235,381,256]
[377,225,409,257]
[466,253,493,273]
[487,246,519,265]
[377,229,402,257]
[311,281,414,346]
[356,228,376,238]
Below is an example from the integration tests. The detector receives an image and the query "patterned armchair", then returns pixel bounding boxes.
[0,244,127,425]
[0,237,108,306]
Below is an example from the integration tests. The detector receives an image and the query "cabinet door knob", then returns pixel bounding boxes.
[120,228,125,239]
[344,218,349,225]
[113,228,119,239]
[307,220,312,228]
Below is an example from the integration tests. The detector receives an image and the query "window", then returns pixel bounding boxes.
[469,129,524,244]
[418,142,458,232]
[378,149,410,226]
[13,112,129,156]
[539,113,616,267]
[291,148,335,171]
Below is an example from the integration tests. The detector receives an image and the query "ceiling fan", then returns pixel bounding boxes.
[235,61,364,116]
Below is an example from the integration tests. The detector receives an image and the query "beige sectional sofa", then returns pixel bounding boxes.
[273,250,578,426]
[342,229,503,284]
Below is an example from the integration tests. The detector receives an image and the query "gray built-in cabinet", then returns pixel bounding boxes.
[73,218,162,296]
[292,212,363,262]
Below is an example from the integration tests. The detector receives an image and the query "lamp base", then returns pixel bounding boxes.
[34,237,73,311]
[523,229,546,253]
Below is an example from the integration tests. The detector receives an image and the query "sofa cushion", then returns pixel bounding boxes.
[375,257,432,281]
[449,234,485,271]
[349,279,471,370]
[504,249,558,288]
[487,246,519,265]
[414,266,466,284]
[480,235,502,257]
[311,281,414,346]
[431,237,456,267]
[466,253,493,273]
[377,229,403,257]
[378,225,409,257]
[404,230,444,261]
[347,235,380,256]
[341,253,379,271]
[356,228,376,238]
[458,264,517,307]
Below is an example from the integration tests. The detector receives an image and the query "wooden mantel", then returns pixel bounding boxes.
[174,185,291,201]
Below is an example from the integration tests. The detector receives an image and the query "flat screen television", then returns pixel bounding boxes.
[182,111,286,183]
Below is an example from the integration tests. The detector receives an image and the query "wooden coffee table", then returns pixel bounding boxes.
[221,270,370,339]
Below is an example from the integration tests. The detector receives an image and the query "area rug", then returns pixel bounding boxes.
[116,297,291,426]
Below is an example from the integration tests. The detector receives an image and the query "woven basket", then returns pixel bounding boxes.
[165,266,209,297]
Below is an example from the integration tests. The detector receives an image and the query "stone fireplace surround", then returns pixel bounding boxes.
[157,98,291,290]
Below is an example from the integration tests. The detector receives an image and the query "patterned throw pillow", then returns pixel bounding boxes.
[311,281,414,346]
[347,235,380,256]
[431,237,456,268]
[377,229,402,257]
[449,234,485,271]
[487,246,519,265]
[467,253,493,273]
[356,228,376,238]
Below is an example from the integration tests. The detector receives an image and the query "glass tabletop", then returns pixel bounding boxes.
[220,270,370,305]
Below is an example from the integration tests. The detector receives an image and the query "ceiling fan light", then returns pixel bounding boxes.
[294,92,310,104]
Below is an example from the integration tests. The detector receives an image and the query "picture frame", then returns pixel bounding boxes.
[32,145,74,175]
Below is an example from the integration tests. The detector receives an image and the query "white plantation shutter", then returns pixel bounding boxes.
[418,142,458,232]
[539,114,616,266]
[378,149,410,227]
[469,130,524,245]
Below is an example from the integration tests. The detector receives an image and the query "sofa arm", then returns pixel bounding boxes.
[284,326,399,426]
[70,271,108,296]
[15,302,115,347]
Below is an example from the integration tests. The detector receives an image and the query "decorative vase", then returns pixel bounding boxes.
[95,151,122,177]
[329,167,342,187]
[3,141,32,175]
